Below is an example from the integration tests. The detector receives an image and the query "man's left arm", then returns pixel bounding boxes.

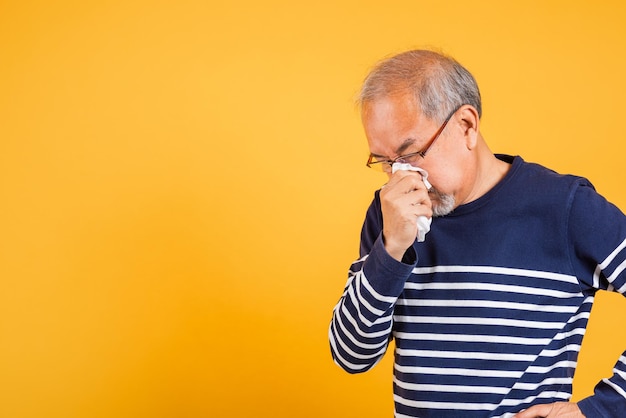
[572,183,626,417]
[515,180,626,418]
[555,181,626,417]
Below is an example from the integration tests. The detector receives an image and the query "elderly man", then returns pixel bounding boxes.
[329,49,626,417]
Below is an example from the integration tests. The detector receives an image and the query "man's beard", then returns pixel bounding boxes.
[430,188,455,217]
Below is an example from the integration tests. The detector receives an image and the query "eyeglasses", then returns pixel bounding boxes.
[366,107,459,173]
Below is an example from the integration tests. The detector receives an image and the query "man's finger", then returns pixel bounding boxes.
[513,403,552,417]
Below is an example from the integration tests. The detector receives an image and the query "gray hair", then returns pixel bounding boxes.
[358,50,482,122]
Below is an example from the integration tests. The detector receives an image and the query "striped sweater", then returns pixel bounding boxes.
[329,155,626,417]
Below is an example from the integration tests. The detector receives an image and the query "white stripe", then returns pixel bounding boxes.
[582,294,595,306]
[393,376,509,394]
[359,270,398,303]
[395,348,535,362]
[339,303,392,339]
[332,326,388,361]
[354,274,387,317]
[552,328,586,341]
[394,332,551,346]
[613,355,626,380]
[334,312,390,351]
[412,265,578,284]
[395,413,428,418]
[393,315,565,329]
[397,298,578,313]
[393,394,498,411]
[341,269,358,293]
[490,413,516,418]
[613,368,626,381]
[527,360,577,374]
[539,344,582,358]
[603,378,626,400]
[499,390,571,406]
[346,285,392,328]
[395,328,587,346]
[608,259,626,291]
[392,382,572,416]
[328,328,373,372]
[593,265,602,289]
[513,377,572,390]
[595,238,626,289]
[393,347,581,372]
[347,254,368,273]
[599,238,626,269]
[394,368,575,386]
[403,281,579,298]
[394,363,523,378]
[571,311,591,322]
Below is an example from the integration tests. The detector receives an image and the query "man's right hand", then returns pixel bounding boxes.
[380,170,432,261]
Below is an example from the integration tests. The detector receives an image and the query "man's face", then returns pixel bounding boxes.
[362,93,470,216]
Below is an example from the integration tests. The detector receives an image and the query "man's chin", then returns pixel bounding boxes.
[430,190,455,217]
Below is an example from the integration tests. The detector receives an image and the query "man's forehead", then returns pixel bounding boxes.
[363,94,433,157]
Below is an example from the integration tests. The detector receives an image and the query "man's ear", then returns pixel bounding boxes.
[457,105,480,150]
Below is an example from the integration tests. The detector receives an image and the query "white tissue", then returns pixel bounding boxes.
[391,162,432,242]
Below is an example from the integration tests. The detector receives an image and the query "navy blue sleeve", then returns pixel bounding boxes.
[567,182,626,417]
[329,192,417,373]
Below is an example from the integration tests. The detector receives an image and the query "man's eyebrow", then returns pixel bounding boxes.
[371,138,416,159]
[395,138,417,156]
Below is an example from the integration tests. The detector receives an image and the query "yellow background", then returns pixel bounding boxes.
[1,1,625,417]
